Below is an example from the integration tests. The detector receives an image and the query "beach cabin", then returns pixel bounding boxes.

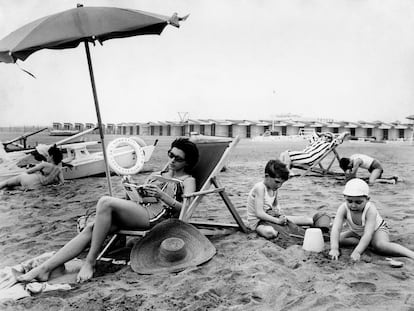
[210,120,234,138]
[288,120,308,136]
[74,123,84,132]
[52,122,63,130]
[374,122,392,141]
[84,122,99,134]
[137,123,150,136]
[231,120,254,138]
[267,120,285,136]
[324,121,342,134]
[159,121,180,137]
[106,123,116,135]
[117,123,133,135]
[250,120,271,137]
[125,123,135,135]
[357,121,376,140]
[146,121,161,136]
[343,122,359,138]
[195,119,215,136]
[181,119,197,136]
[85,123,95,130]
[307,121,325,135]
[63,122,74,131]
[390,122,409,141]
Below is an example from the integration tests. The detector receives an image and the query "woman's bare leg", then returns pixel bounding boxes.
[77,196,150,283]
[369,168,383,185]
[0,176,21,189]
[17,224,94,282]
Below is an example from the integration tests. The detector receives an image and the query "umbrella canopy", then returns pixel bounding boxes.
[0,6,182,63]
[0,5,186,195]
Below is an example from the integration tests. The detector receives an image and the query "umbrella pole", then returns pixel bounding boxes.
[83,41,113,196]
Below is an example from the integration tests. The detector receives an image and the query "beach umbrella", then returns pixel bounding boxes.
[0,4,187,195]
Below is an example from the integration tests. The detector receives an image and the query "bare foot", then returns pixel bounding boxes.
[16,265,51,283]
[76,261,95,283]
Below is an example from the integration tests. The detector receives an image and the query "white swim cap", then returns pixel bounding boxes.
[343,178,369,197]
[35,144,49,158]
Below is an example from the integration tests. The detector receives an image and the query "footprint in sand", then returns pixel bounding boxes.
[347,281,376,292]
[261,249,285,265]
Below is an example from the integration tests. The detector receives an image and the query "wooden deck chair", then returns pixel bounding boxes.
[290,132,348,177]
[180,136,247,232]
[97,136,247,260]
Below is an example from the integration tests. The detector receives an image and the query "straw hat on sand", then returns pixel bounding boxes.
[130,219,216,275]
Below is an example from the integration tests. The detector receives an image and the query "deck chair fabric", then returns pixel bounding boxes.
[179,137,247,232]
[288,138,335,166]
[290,132,348,177]
[97,136,246,260]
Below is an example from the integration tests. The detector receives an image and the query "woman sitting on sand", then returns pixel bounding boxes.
[0,145,64,190]
[17,137,199,283]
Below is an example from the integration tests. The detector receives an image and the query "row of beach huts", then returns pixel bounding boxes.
[52,117,414,141]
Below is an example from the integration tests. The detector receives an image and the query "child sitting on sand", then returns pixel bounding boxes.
[329,178,414,261]
[247,159,312,239]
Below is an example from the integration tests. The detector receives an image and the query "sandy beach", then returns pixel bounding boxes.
[1,135,414,310]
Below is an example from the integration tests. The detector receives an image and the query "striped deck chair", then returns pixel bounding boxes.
[97,136,247,261]
[290,132,349,177]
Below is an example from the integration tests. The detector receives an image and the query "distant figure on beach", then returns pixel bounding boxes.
[0,145,64,190]
[329,178,414,261]
[339,154,384,185]
[279,132,349,175]
[17,138,199,283]
[247,159,313,239]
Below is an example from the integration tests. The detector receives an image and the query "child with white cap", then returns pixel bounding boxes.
[329,178,414,262]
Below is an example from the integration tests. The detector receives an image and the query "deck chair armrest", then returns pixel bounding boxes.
[183,188,225,198]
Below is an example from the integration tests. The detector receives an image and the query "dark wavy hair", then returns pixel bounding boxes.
[339,157,351,172]
[265,159,289,181]
[48,145,63,165]
[169,138,199,173]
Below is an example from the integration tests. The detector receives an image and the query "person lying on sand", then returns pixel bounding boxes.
[0,145,64,190]
[329,178,414,261]
[279,132,349,175]
[246,159,313,239]
[16,138,199,283]
[339,154,385,185]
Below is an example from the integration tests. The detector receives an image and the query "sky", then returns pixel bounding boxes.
[1,0,414,126]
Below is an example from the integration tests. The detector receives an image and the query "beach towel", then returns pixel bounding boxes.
[0,252,74,302]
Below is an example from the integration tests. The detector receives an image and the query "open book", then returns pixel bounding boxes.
[123,183,159,204]
[122,175,182,204]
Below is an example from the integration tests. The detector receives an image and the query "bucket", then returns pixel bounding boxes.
[302,228,324,252]
[312,212,331,233]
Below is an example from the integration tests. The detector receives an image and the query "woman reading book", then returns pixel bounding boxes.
[17,138,199,283]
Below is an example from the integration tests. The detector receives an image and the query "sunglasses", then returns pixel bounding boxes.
[168,151,185,163]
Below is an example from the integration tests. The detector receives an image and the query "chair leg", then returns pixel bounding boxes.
[97,234,119,261]
[211,177,248,233]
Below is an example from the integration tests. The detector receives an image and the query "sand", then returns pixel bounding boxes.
[1,135,414,310]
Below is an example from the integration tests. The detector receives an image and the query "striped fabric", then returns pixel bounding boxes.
[288,136,336,165]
